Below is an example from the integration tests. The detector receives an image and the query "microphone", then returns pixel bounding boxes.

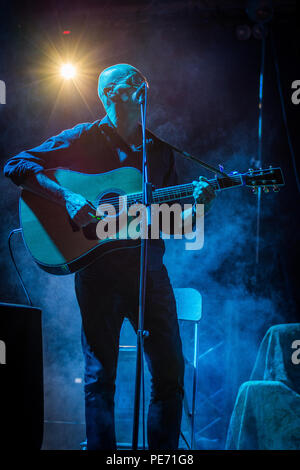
[132,82,146,104]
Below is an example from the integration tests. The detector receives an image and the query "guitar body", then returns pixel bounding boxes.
[20,167,143,275]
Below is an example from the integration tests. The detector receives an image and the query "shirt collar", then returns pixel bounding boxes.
[98,114,153,149]
[99,114,114,128]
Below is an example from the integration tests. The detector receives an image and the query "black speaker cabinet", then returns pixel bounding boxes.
[0,303,43,450]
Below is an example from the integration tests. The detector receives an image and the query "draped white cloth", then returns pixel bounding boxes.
[226,323,300,450]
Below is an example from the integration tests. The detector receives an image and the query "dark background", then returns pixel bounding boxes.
[0,0,299,449]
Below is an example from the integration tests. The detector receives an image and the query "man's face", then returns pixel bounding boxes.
[99,65,148,123]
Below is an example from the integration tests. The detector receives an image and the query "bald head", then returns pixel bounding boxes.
[97,64,148,134]
[98,63,147,104]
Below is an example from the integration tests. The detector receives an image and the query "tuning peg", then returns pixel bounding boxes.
[263,186,269,193]
[273,185,280,192]
[252,187,258,194]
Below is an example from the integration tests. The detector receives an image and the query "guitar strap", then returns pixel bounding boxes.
[101,123,228,177]
[150,132,228,177]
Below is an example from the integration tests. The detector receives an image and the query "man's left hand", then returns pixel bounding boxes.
[192,176,216,213]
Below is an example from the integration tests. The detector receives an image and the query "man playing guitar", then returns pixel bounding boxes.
[4,63,216,450]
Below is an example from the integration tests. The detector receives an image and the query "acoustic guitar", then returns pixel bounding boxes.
[19,166,284,275]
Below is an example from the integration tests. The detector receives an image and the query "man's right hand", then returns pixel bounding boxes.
[22,173,97,228]
[64,192,96,228]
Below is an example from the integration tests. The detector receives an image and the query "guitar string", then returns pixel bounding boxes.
[90,171,277,213]
[94,185,200,212]
[91,177,241,211]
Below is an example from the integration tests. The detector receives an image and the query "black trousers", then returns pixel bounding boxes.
[75,258,185,451]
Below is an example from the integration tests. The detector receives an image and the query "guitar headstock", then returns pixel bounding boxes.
[242,167,285,193]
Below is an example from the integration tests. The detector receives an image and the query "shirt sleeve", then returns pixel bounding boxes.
[3,123,86,186]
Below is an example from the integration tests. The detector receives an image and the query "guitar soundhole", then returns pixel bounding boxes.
[82,191,122,241]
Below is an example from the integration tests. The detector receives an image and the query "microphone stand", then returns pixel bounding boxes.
[130,82,227,450]
[132,84,151,450]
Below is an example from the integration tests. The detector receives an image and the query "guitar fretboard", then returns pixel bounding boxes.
[95,174,244,210]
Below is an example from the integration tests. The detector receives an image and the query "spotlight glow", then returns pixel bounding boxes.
[60,63,76,79]
[33,33,98,118]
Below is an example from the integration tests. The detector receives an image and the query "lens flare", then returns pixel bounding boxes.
[60,63,76,79]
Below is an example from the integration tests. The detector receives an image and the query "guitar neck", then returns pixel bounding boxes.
[126,174,244,206]
[96,166,283,210]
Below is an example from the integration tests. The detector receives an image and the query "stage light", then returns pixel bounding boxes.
[246,0,273,23]
[236,24,252,40]
[34,33,98,117]
[60,63,76,79]
[252,23,267,40]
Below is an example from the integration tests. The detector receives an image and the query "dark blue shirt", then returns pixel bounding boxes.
[4,115,178,271]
